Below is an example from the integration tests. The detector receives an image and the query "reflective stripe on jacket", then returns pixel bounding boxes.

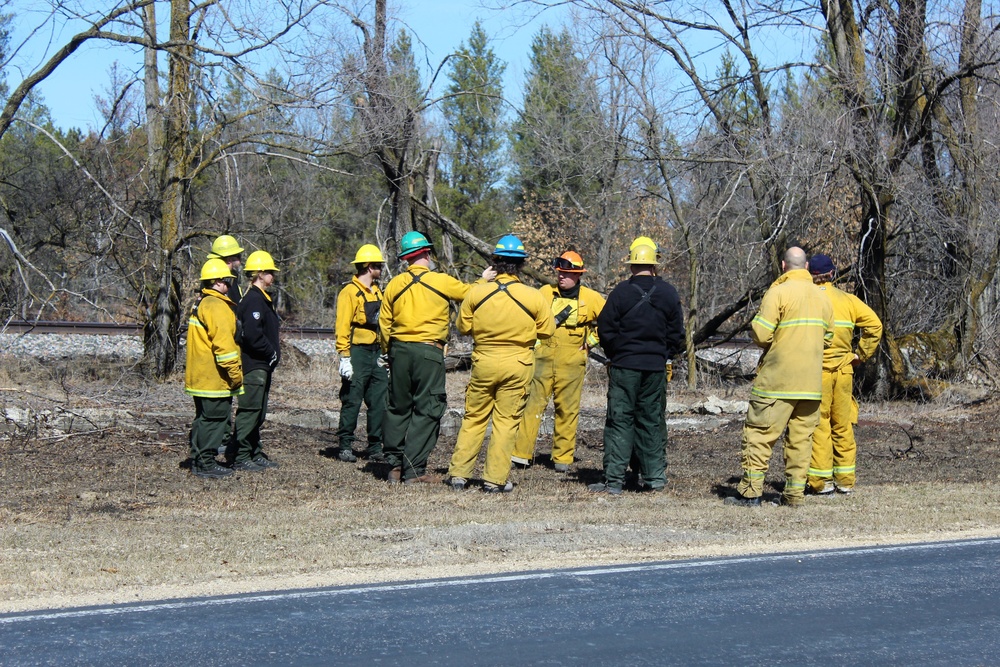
[750,269,833,400]
[185,288,243,398]
[816,282,883,373]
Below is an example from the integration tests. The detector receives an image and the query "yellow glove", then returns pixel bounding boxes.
[666,361,673,382]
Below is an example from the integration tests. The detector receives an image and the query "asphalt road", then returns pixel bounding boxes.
[2,538,998,666]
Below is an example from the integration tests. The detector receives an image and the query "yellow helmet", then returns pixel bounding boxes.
[627,244,658,265]
[206,234,244,259]
[629,236,657,252]
[352,244,385,264]
[200,258,235,281]
[244,250,279,273]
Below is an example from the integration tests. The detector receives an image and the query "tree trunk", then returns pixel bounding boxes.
[144,0,191,379]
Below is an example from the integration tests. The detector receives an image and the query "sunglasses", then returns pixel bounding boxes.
[553,257,582,271]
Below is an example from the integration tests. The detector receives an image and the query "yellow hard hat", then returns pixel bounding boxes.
[244,250,279,273]
[207,235,244,259]
[352,244,385,264]
[200,258,235,281]
[627,244,658,265]
[630,236,657,252]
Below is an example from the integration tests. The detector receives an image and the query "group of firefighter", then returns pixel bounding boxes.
[184,230,882,505]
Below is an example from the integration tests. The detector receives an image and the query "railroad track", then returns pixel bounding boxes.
[2,320,335,338]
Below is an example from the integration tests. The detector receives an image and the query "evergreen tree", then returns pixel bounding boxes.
[439,22,508,247]
[510,27,603,203]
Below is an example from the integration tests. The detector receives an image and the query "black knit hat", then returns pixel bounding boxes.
[809,254,836,275]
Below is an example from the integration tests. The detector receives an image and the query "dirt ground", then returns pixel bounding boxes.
[2,353,999,613]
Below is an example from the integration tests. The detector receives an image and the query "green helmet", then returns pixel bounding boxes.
[398,231,432,259]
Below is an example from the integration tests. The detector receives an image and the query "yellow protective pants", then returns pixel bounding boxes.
[449,347,534,486]
[511,339,587,465]
[808,366,858,492]
[737,396,820,505]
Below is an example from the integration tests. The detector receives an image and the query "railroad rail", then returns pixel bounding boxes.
[2,320,336,338]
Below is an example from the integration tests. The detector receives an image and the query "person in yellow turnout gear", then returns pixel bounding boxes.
[379,231,497,485]
[725,247,833,507]
[511,250,605,472]
[806,254,883,496]
[334,244,388,463]
[185,258,243,479]
[448,235,555,492]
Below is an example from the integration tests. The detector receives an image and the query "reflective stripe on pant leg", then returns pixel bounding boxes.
[737,396,792,498]
[831,366,857,488]
[808,370,836,492]
[784,399,821,503]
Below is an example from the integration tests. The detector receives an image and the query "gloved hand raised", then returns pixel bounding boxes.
[339,357,353,380]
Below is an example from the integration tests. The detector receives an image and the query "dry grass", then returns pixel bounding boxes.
[1,355,999,613]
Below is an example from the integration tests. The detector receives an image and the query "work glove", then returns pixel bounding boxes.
[666,361,673,382]
[377,354,389,370]
[339,357,353,380]
[268,351,279,369]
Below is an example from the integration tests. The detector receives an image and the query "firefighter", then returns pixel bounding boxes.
[511,250,605,472]
[807,254,883,495]
[448,235,555,492]
[726,247,834,507]
[227,250,282,471]
[591,242,684,495]
[207,235,245,303]
[379,231,497,484]
[334,244,389,463]
[185,258,243,479]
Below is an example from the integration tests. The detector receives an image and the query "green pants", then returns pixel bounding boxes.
[190,396,232,468]
[383,341,447,480]
[602,366,667,490]
[336,344,388,454]
[229,368,272,463]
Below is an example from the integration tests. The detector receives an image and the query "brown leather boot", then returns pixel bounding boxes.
[387,466,402,484]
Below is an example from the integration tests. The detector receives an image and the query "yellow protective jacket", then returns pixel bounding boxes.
[379,265,472,351]
[538,284,605,351]
[458,275,555,350]
[750,269,834,400]
[185,288,243,398]
[816,281,883,373]
[336,276,383,355]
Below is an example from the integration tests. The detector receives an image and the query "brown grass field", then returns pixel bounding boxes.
[2,350,999,613]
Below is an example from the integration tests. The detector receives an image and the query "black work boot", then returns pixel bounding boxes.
[193,461,233,479]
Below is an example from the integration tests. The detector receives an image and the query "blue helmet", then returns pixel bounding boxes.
[493,234,527,259]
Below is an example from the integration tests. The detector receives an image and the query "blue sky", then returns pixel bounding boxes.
[10,2,565,131]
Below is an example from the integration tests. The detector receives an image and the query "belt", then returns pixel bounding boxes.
[352,342,379,350]
[422,340,445,350]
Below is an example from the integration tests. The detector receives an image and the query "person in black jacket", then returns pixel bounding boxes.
[227,250,282,470]
[591,241,684,495]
